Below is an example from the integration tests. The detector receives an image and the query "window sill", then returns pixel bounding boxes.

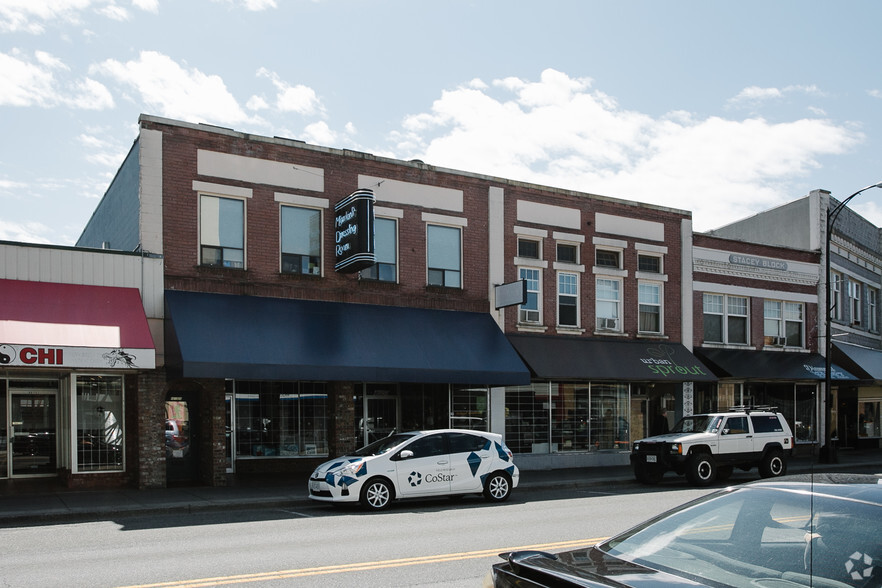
[279,271,323,279]
[636,333,668,340]
[700,343,756,350]
[593,330,629,337]
[517,323,547,333]
[555,326,585,335]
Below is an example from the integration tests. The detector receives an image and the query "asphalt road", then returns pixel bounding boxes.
[0,484,714,588]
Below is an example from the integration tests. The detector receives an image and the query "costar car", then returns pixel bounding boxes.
[308,429,519,510]
[488,473,882,588]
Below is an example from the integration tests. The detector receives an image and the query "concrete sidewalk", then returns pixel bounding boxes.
[0,450,878,526]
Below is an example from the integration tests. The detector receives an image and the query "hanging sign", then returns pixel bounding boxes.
[334,188,375,273]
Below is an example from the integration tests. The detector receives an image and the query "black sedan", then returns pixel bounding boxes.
[488,473,882,588]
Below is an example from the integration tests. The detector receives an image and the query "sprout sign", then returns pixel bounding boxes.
[334,188,375,273]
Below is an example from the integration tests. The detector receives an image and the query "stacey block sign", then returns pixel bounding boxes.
[334,188,376,273]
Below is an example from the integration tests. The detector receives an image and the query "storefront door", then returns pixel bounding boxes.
[359,385,399,446]
[10,382,58,477]
[165,392,198,484]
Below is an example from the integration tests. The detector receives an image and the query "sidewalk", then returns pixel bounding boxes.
[1,450,878,526]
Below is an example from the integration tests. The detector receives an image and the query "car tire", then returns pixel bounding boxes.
[360,478,393,510]
[686,453,716,486]
[758,449,786,478]
[634,462,664,485]
[483,471,512,502]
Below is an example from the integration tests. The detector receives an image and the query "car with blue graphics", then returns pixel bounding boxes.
[308,429,519,510]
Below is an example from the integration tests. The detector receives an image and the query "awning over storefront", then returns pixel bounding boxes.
[694,348,857,381]
[0,279,155,369]
[506,334,717,382]
[164,290,530,385]
[833,343,882,381]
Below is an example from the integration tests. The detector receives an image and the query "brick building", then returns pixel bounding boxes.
[70,114,717,484]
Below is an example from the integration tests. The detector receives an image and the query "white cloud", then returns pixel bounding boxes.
[93,51,259,126]
[0,219,54,244]
[0,0,156,34]
[0,49,112,109]
[256,68,325,116]
[210,0,277,11]
[727,84,826,108]
[392,68,861,231]
[852,201,882,228]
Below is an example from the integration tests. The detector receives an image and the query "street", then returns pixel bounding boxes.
[0,484,714,587]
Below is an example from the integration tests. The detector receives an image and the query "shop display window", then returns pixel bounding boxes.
[234,381,327,457]
[76,375,124,472]
[858,401,880,438]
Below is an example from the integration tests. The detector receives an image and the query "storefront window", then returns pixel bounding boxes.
[450,385,488,431]
[552,383,590,451]
[858,400,881,438]
[592,383,630,450]
[234,381,327,457]
[76,375,123,472]
[794,385,817,442]
[504,384,550,453]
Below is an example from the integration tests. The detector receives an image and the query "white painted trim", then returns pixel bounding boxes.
[693,281,818,303]
[552,231,585,243]
[514,226,548,238]
[422,212,468,227]
[375,206,404,218]
[274,192,329,208]
[193,181,253,198]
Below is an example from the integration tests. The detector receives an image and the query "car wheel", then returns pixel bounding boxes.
[483,471,512,502]
[686,453,716,486]
[759,449,786,478]
[716,465,734,481]
[360,478,393,510]
[634,462,663,485]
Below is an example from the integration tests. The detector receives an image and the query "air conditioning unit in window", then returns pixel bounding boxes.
[773,336,786,346]
[597,317,619,331]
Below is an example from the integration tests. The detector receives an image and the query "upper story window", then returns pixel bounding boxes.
[832,272,843,321]
[360,217,397,282]
[200,194,244,268]
[557,243,578,264]
[638,282,662,334]
[558,272,579,327]
[869,287,879,332]
[848,281,862,326]
[518,238,540,259]
[595,249,621,269]
[519,267,541,324]
[764,300,804,348]
[703,294,748,345]
[427,224,461,288]
[280,205,321,275]
[637,254,661,274]
[596,278,621,332]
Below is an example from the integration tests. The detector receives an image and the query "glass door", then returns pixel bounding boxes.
[359,385,399,445]
[10,384,58,477]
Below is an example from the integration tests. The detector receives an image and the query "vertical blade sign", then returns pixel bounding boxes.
[334,188,375,273]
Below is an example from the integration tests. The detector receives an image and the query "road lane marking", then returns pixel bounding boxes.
[118,537,607,588]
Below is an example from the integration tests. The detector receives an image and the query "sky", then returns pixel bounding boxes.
[1,1,882,246]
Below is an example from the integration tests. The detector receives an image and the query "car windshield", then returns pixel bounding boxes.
[351,433,417,457]
[670,414,721,434]
[599,484,882,587]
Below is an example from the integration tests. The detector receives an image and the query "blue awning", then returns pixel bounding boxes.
[833,343,882,381]
[165,290,530,385]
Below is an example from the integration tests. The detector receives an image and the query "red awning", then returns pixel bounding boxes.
[0,279,155,369]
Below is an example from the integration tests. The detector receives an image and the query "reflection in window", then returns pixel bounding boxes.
[638,282,661,333]
[596,278,621,331]
[427,225,461,287]
[858,400,880,438]
[281,205,321,275]
[234,381,327,457]
[76,375,123,472]
[519,268,540,323]
[360,217,397,282]
[200,195,244,268]
[558,272,579,327]
[450,385,488,431]
[703,293,747,344]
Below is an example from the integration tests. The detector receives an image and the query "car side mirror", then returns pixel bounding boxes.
[398,449,414,460]
[722,429,730,435]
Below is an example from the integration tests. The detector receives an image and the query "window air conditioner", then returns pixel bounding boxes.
[597,317,618,331]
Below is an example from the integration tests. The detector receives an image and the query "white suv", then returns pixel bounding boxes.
[630,407,794,486]
[308,429,519,510]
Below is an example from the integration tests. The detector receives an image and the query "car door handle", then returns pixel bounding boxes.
[436,460,448,465]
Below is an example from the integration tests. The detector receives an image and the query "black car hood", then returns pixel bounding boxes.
[497,546,709,588]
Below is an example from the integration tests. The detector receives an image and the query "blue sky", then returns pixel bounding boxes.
[2,0,882,245]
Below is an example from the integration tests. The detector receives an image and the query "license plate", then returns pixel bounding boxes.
[645,455,657,463]
[309,480,322,492]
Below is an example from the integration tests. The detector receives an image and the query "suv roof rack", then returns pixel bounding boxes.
[729,405,777,414]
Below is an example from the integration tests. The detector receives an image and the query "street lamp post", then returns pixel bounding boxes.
[821,182,882,464]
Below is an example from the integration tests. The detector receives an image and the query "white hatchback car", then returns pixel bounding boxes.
[308,429,519,510]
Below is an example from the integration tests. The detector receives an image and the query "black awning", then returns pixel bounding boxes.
[694,348,857,381]
[506,334,716,382]
[833,343,882,381]
[164,290,529,385]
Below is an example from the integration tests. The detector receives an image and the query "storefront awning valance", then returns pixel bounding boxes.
[164,290,530,385]
[833,343,882,381]
[0,279,155,369]
[694,348,857,381]
[506,334,717,382]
